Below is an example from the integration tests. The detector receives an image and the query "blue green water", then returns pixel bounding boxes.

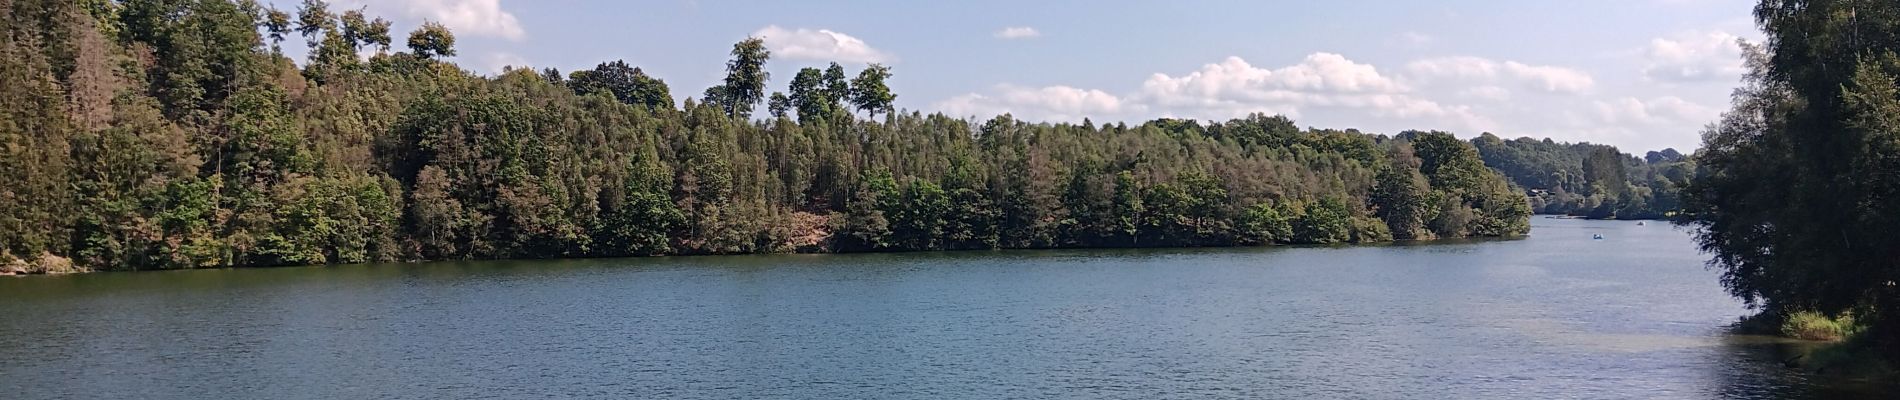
[0,219,1887,399]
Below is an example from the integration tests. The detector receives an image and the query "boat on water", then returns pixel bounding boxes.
[1637,221,1646,226]
[1592,234,1605,240]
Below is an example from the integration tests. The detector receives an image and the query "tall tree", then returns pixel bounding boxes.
[848,63,895,119]
[1685,0,1900,359]
[406,21,455,59]
[294,0,333,48]
[718,37,770,119]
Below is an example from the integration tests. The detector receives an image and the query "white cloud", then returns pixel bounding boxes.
[1406,56,1596,94]
[924,53,1721,150]
[994,27,1042,40]
[753,25,893,63]
[934,53,1494,133]
[1591,96,1719,126]
[357,0,526,41]
[1641,30,1745,82]
[1457,86,1511,101]
[1140,54,1405,105]
[1133,54,1490,128]
[1536,96,1721,151]
[934,85,1135,121]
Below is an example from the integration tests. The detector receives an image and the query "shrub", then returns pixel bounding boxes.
[1781,310,1860,341]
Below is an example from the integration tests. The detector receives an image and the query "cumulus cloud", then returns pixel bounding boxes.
[994,27,1042,39]
[1641,30,1746,82]
[346,0,526,41]
[1405,56,1596,94]
[1591,96,1719,126]
[1140,54,1405,105]
[923,52,1730,149]
[753,25,892,63]
[1541,96,1720,151]
[934,53,1496,133]
[934,85,1135,121]
[1131,54,1493,127]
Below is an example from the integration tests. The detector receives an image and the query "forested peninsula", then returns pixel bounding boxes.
[9,0,1716,274]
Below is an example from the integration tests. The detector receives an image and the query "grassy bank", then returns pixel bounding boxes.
[1736,310,1894,377]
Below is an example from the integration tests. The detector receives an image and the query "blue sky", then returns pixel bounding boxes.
[286,0,1762,152]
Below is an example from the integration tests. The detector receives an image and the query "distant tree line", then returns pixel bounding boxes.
[1471,134,1692,219]
[0,0,1531,273]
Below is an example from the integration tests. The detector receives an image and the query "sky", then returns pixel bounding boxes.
[278,0,1764,152]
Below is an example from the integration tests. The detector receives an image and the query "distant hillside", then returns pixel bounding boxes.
[1471,133,1693,219]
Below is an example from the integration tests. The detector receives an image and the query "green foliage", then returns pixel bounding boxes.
[1681,1,1900,360]
[596,150,683,256]
[848,63,895,119]
[1293,197,1353,245]
[838,170,897,251]
[1472,132,1691,219]
[1237,202,1293,245]
[339,9,391,53]
[1782,310,1862,342]
[788,66,848,123]
[406,21,454,59]
[1371,161,1431,240]
[567,60,673,111]
[0,1,1538,275]
[718,37,770,119]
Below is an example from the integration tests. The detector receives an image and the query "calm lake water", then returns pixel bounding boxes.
[0,219,1891,399]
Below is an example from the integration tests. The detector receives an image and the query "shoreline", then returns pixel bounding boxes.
[3,233,1534,277]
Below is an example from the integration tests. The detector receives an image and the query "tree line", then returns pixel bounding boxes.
[0,0,1532,273]
[1472,134,1692,219]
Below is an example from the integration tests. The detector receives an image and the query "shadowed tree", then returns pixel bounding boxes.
[406,21,455,59]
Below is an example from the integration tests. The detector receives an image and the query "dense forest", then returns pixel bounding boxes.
[0,0,1541,273]
[1472,134,1693,219]
[1683,0,1900,362]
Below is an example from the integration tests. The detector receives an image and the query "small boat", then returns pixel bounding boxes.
[1592,234,1604,240]
[1637,221,1647,226]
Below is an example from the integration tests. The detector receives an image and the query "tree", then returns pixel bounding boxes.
[1683,2,1900,360]
[567,60,674,110]
[848,63,895,119]
[263,7,292,52]
[838,170,896,251]
[787,67,842,123]
[295,0,334,48]
[1110,171,1145,245]
[596,149,683,256]
[1409,130,1487,193]
[822,62,851,112]
[1237,202,1293,245]
[1371,163,1431,240]
[340,9,391,53]
[1581,146,1628,199]
[1293,198,1352,245]
[767,92,790,119]
[718,37,770,119]
[407,21,455,59]
[891,180,950,250]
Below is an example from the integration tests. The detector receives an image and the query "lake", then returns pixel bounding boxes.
[0,218,1889,399]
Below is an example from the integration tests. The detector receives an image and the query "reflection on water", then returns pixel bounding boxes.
[0,219,1892,399]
